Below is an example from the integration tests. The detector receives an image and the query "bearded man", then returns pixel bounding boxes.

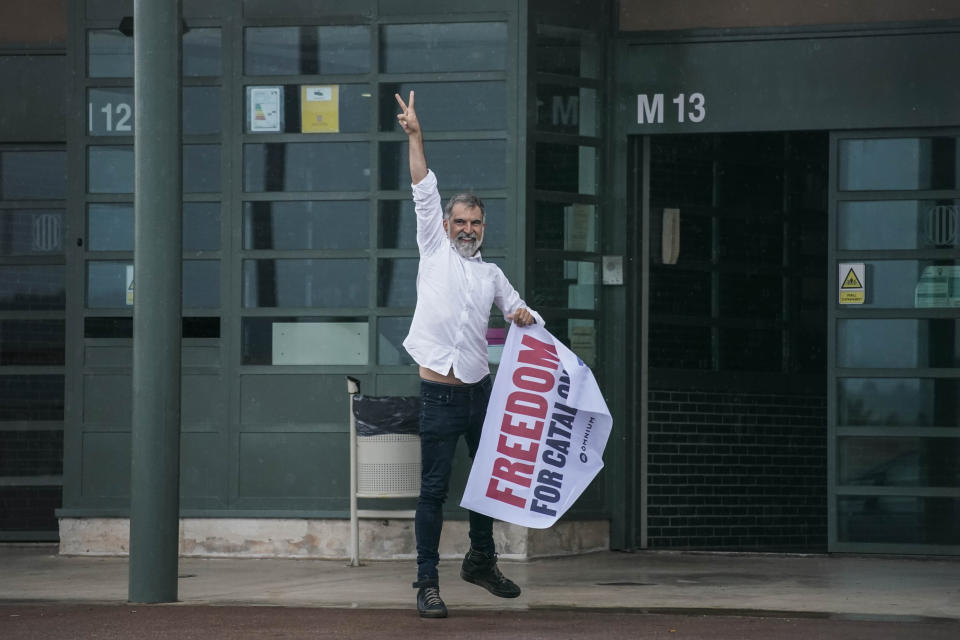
[395,91,542,618]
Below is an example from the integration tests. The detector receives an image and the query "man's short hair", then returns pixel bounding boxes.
[444,193,485,221]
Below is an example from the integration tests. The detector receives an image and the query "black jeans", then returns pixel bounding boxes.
[415,376,495,584]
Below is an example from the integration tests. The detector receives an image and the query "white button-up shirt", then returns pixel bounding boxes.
[402,170,542,383]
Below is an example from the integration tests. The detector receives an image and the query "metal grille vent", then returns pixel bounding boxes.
[926,205,958,247]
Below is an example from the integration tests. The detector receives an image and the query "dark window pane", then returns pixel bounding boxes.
[0,210,64,255]
[839,378,960,428]
[245,84,371,134]
[535,84,598,136]
[0,430,63,475]
[839,437,960,488]
[719,273,781,318]
[566,261,598,310]
[86,261,132,308]
[839,137,959,191]
[837,319,960,368]
[184,203,221,252]
[87,261,218,308]
[650,137,717,208]
[796,327,827,374]
[720,327,782,371]
[88,30,132,78]
[183,260,219,309]
[82,316,219,339]
[241,317,368,365]
[88,203,219,252]
[381,23,506,73]
[375,201,418,250]
[1,151,66,200]
[534,143,597,194]
[88,28,221,78]
[88,146,133,194]
[838,496,960,545]
[183,28,221,77]
[378,258,418,307]
[245,26,370,75]
[380,82,506,132]
[650,269,711,316]
[244,143,369,192]
[838,200,960,250]
[535,24,599,78]
[380,140,505,191]
[184,86,221,135]
[719,216,782,265]
[529,257,598,310]
[0,320,64,365]
[378,316,414,365]
[0,375,63,420]
[91,145,221,194]
[184,145,220,193]
[242,259,367,308]
[182,317,220,339]
[0,266,64,310]
[532,201,597,252]
[649,324,711,369]
[84,317,132,339]
[243,201,368,250]
[529,255,564,308]
[378,199,505,250]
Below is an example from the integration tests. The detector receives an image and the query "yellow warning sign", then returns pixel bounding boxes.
[125,265,134,306]
[301,85,339,133]
[841,269,862,289]
[838,262,865,305]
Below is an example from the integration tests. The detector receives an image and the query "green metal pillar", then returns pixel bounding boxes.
[128,0,183,603]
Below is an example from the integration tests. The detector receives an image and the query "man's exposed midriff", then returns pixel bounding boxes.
[419,365,465,385]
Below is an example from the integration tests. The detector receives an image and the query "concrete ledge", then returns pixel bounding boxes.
[58,518,608,559]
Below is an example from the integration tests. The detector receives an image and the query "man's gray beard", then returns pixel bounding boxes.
[455,235,481,258]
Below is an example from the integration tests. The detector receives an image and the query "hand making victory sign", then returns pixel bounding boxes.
[395,91,427,184]
[395,90,420,135]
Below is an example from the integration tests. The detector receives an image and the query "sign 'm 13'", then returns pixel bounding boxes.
[637,93,706,124]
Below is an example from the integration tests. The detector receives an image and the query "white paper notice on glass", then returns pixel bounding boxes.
[248,86,282,133]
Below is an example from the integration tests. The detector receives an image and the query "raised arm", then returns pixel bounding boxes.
[395,91,427,184]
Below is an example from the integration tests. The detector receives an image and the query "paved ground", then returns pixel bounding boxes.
[4,546,959,620]
[2,605,959,640]
[3,544,960,638]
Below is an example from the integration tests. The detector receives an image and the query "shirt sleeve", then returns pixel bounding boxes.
[411,170,446,256]
[493,267,544,327]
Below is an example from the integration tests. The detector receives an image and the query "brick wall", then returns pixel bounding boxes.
[647,388,827,551]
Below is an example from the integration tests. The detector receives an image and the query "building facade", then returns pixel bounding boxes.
[1,0,957,557]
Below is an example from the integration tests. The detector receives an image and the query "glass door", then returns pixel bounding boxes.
[829,130,960,554]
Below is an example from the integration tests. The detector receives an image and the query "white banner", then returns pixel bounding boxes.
[460,323,612,529]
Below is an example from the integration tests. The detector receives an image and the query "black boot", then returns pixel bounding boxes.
[460,548,521,598]
[413,580,448,618]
